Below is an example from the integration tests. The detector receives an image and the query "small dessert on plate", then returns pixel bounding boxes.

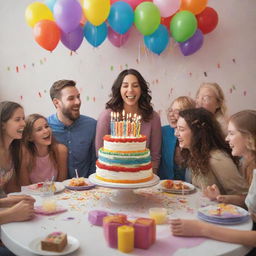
[41,232,67,252]
[69,177,88,187]
[162,180,190,190]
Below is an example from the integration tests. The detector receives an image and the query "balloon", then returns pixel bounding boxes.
[108,1,134,34]
[33,20,60,51]
[84,22,107,47]
[54,0,82,33]
[153,0,180,18]
[45,0,57,12]
[110,0,149,10]
[108,27,130,47]
[180,0,208,15]
[179,29,203,56]
[161,15,174,29]
[134,2,161,35]
[170,11,197,42]
[196,7,218,34]
[144,24,169,55]
[82,0,110,26]
[25,2,54,27]
[61,26,84,51]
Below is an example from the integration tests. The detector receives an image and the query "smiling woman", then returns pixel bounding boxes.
[19,114,67,185]
[95,69,162,173]
[0,101,25,195]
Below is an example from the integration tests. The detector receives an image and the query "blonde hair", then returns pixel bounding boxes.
[167,96,195,124]
[230,110,256,184]
[196,82,227,118]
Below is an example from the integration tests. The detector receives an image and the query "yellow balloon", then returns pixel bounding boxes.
[83,0,110,26]
[25,2,54,28]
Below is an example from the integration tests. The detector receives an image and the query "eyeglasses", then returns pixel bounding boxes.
[196,95,216,104]
[167,109,180,115]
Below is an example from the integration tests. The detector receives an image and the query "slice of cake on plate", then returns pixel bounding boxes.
[41,232,67,252]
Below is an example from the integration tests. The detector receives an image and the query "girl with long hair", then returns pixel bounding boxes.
[19,114,67,185]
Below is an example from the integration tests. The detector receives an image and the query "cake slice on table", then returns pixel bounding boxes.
[41,232,67,252]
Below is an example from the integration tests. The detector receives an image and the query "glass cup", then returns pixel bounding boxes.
[149,207,167,224]
[42,180,55,197]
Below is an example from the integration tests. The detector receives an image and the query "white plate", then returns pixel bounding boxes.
[63,178,95,191]
[22,182,65,195]
[28,235,80,255]
[158,180,195,194]
[198,204,249,219]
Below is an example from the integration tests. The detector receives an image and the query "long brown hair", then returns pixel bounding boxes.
[106,69,153,122]
[22,114,58,173]
[229,110,256,184]
[179,108,236,176]
[0,101,23,171]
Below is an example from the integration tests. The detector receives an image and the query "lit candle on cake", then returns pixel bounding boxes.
[137,115,141,136]
[118,225,134,253]
[149,208,167,225]
[110,112,114,136]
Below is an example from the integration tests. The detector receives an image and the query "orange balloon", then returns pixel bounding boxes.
[180,0,208,15]
[33,20,60,51]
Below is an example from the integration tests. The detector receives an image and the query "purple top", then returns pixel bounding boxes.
[95,109,162,170]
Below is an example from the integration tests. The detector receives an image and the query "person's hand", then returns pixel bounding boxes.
[203,184,220,201]
[7,200,34,222]
[4,195,35,207]
[170,219,205,237]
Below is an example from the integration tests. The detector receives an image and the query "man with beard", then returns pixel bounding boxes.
[47,80,96,178]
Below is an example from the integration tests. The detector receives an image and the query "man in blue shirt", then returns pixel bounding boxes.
[47,80,96,178]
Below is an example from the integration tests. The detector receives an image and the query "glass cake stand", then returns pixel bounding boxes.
[89,173,160,204]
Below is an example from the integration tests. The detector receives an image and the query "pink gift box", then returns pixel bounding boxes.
[88,210,108,226]
[134,218,156,249]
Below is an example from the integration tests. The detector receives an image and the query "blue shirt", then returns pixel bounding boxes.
[47,114,97,178]
[158,125,185,180]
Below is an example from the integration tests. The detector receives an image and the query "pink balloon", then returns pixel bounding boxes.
[153,0,180,17]
[108,27,130,47]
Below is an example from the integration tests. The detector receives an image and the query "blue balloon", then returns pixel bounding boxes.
[144,24,169,55]
[45,0,57,12]
[108,1,134,35]
[84,22,107,47]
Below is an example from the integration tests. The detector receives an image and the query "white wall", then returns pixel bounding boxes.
[0,0,255,125]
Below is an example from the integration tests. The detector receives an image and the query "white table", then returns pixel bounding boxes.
[1,185,253,256]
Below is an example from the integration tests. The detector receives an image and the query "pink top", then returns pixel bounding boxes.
[29,154,58,183]
[95,109,162,169]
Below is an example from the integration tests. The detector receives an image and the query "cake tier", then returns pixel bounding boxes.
[98,148,151,166]
[103,135,147,152]
[96,161,153,183]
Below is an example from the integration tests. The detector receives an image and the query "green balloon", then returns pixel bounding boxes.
[170,11,197,42]
[134,2,160,36]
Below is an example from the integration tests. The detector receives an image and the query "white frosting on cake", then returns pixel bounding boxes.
[96,168,153,181]
[103,140,146,151]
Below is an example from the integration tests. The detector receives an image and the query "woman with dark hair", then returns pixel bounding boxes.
[174,108,248,194]
[95,69,161,173]
[19,114,67,185]
[0,101,25,195]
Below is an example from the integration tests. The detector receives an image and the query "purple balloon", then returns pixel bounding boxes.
[61,25,84,51]
[179,29,204,56]
[54,0,82,33]
[108,27,130,47]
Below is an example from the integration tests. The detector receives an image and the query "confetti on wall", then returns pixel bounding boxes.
[110,65,114,71]
[243,91,247,96]
[38,92,42,98]
[232,58,236,63]
[189,72,192,77]
[16,66,19,73]
[217,63,220,69]
[204,72,207,77]
[93,97,96,102]
[86,96,90,101]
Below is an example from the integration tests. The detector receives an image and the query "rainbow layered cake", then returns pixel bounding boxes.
[41,232,67,252]
[96,135,153,183]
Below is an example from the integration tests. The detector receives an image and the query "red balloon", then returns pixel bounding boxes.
[196,7,218,34]
[33,20,61,51]
[161,15,174,30]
